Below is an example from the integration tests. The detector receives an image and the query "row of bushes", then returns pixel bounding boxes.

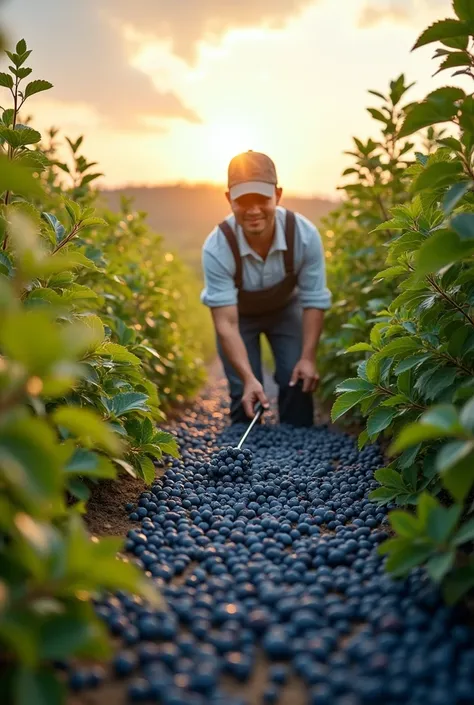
[324,2,474,603]
[0,40,211,703]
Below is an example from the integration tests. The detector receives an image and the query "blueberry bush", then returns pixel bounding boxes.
[331,1,474,602]
[0,39,210,703]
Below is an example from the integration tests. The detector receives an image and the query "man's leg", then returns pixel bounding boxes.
[216,315,263,424]
[264,301,314,427]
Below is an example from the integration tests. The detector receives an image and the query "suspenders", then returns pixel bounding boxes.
[218,210,296,289]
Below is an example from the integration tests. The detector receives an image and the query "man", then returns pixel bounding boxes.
[200,150,331,426]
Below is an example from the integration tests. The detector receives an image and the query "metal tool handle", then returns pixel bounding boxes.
[236,402,264,450]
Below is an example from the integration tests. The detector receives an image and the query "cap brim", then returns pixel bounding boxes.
[229,181,275,200]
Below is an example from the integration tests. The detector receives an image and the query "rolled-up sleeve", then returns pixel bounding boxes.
[298,225,332,310]
[200,248,238,308]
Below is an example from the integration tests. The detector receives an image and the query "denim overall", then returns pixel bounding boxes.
[217,210,314,427]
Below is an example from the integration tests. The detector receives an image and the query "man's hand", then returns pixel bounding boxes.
[242,377,270,419]
[289,358,320,393]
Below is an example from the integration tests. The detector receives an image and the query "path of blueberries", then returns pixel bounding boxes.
[78,377,474,705]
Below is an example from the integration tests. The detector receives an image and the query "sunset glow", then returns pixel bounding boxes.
[1,0,466,197]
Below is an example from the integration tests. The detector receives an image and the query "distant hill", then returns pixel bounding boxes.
[98,184,339,273]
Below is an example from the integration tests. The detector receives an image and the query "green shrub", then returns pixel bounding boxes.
[317,76,445,406]
[0,38,210,704]
[331,2,474,603]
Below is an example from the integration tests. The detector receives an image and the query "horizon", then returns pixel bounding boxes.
[1,0,469,199]
[98,180,340,202]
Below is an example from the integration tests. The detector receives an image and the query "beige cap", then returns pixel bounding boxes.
[227,150,278,200]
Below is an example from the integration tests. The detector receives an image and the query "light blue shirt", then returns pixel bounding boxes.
[200,206,332,310]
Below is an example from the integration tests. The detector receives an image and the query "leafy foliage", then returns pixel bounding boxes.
[330,3,474,603]
[0,38,209,704]
[317,74,445,404]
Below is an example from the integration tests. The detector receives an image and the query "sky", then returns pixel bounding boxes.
[0,0,469,198]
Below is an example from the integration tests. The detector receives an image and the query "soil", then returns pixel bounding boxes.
[83,473,147,538]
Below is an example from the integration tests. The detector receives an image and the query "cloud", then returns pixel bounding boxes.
[99,0,315,63]
[358,1,410,28]
[1,0,200,129]
[357,0,449,28]
[1,0,315,128]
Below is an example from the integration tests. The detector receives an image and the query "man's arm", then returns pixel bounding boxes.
[289,219,331,392]
[212,306,269,417]
[211,305,254,384]
[301,307,325,361]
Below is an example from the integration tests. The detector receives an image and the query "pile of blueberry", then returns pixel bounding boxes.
[207,446,254,478]
[67,384,474,705]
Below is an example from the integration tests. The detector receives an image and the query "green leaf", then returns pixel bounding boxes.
[14,667,64,705]
[389,510,421,537]
[358,429,369,451]
[40,614,96,660]
[422,404,462,431]
[80,172,103,187]
[380,394,408,407]
[442,564,474,603]
[436,439,474,473]
[415,227,474,274]
[378,336,420,357]
[137,454,156,484]
[94,342,141,366]
[453,0,474,20]
[385,542,434,576]
[424,367,458,400]
[452,517,474,545]
[0,418,61,510]
[0,252,13,275]
[0,72,13,88]
[399,87,465,137]
[426,551,455,582]
[152,430,179,458]
[53,406,123,455]
[335,378,374,393]
[41,213,65,244]
[345,342,374,353]
[412,160,463,192]
[0,125,41,147]
[394,354,431,375]
[412,19,470,49]
[24,80,53,99]
[399,444,422,473]
[373,266,406,282]
[374,467,407,490]
[426,504,462,543]
[390,425,446,454]
[451,212,474,240]
[365,355,381,384]
[417,492,440,524]
[459,397,474,432]
[64,449,117,479]
[438,440,474,500]
[104,392,150,418]
[437,136,463,151]
[331,389,373,422]
[369,487,398,504]
[367,407,397,439]
[434,51,472,75]
[442,180,473,214]
[0,154,44,197]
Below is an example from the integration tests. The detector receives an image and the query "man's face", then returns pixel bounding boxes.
[226,188,282,236]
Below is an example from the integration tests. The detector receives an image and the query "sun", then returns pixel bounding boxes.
[206,120,265,176]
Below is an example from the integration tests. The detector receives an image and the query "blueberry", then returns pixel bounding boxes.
[113,650,138,677]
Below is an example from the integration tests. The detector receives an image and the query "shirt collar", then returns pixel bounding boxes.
[234,209,287,259]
